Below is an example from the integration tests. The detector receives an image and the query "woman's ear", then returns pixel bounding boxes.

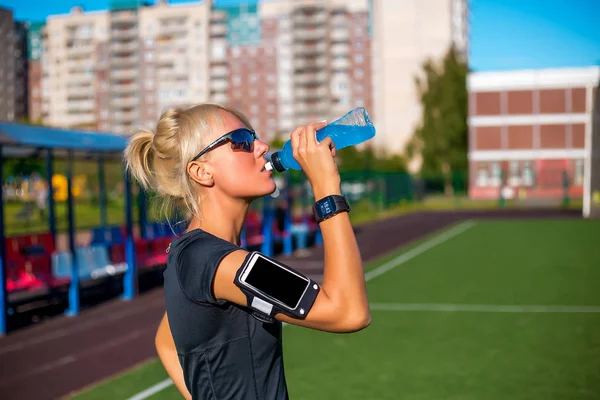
[187,162,214,187]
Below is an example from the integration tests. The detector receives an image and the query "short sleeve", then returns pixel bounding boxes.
[176,234,241,305]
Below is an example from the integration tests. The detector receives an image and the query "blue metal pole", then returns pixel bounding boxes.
[282,180,293,256]
[122,167,137,300]
[45,149,56,239]
[97,154,107,230]
[0,146,7,335]
[65,151,80,317]
[138,185,147,239]
[260,197,273,257]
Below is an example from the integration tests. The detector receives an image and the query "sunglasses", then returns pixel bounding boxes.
[191,128,257,161]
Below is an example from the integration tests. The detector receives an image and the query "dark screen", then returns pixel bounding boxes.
[245,256,309,309]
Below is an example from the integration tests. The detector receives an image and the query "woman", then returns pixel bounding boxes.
[124,104,371,400]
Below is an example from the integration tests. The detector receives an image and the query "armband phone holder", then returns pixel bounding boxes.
[234,251,320,323]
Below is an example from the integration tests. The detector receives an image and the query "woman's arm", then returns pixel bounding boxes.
[212,121,371,333]
[155,312,192,400]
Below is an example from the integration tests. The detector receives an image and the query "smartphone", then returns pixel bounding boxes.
[239,252,312,311]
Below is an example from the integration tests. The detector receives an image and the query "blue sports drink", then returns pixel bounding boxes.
[265,107,376,172]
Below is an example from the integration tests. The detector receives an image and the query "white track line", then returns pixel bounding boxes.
[127,220,476,400]
[127,378,175,400]
[370,303,600,313]
[364,220,475,282]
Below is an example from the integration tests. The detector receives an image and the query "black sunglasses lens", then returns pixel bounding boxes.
[231,130,255,152]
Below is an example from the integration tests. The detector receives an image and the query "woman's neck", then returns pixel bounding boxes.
[187,193,250,245]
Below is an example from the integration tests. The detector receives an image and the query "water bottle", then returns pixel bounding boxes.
[265,107,376,172]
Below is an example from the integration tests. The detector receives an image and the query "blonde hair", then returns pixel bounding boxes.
[123,103,253,223]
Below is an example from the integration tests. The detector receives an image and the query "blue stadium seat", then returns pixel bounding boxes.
[51,251,72,279]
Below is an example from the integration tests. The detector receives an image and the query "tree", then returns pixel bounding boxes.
[406,46,468,195]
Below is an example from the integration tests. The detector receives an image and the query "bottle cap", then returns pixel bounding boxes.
[269,152,286,172]
[264,162,274,171]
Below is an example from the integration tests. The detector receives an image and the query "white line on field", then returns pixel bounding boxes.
[127,378,174,400]
[370,303,600,313]
[127,220,475,400]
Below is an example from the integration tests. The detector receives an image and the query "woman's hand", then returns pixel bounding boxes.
[289,121,341,200]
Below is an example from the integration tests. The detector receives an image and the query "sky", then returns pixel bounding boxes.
[0,0,599,72]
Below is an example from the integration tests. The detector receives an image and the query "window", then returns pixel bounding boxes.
[354,54,364,64]
[232,75,241,86]
[355,68,364,78]
[522,161,534,186]
[491,162,502,186]
[231,46,241,58]
[476,163,489,187]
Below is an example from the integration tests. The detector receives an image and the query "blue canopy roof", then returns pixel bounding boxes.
[0,122,128,153]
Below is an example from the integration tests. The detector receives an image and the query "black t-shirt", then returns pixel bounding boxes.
[163,229,289,400]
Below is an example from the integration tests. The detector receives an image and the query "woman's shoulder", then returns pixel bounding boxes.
[169,229,240,265]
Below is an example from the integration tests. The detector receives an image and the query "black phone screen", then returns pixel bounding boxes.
[245,256,309,309]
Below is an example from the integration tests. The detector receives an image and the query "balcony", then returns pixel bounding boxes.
[112,83,139,94]
[68,100,95,112]
[294,100,329,114]
[66,114,97,125]
[330,28,349,41]
[68,44,94,57]
[110,97,138,108]
[112,27,137,39]
[113,110,140,121]
[295,87,328,99]
[294,42,327,56]
[67,59,94,71]
[294,27,327,41]
[331,58,351,70]
[211,92,228,104]
[111,11,137,25]
[294,71,328,84]
[67,85,94,97]
[330,43,350,56]
[211,65,228,78]
[211,78,229,92]
[111,41,138,53]
[111,54,138,66]
[294,57,327,70]
[111,69,138,80]
[210,23,227,37]
[69,72,94,84]
[292,11,327,26]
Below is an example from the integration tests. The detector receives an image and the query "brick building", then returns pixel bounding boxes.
[468,67,600,206]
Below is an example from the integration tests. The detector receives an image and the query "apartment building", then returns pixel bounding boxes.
[27,22,44,122]
[0,8,16,121]
[228,0,372,141]
[14,21,29,121]
[42,7,109,130]
[467,66,600,216]
[371,0,469,160]
[41,1,213,133]
[36,0,372,144]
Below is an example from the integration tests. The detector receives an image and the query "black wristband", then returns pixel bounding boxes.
[313,194,351,223]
